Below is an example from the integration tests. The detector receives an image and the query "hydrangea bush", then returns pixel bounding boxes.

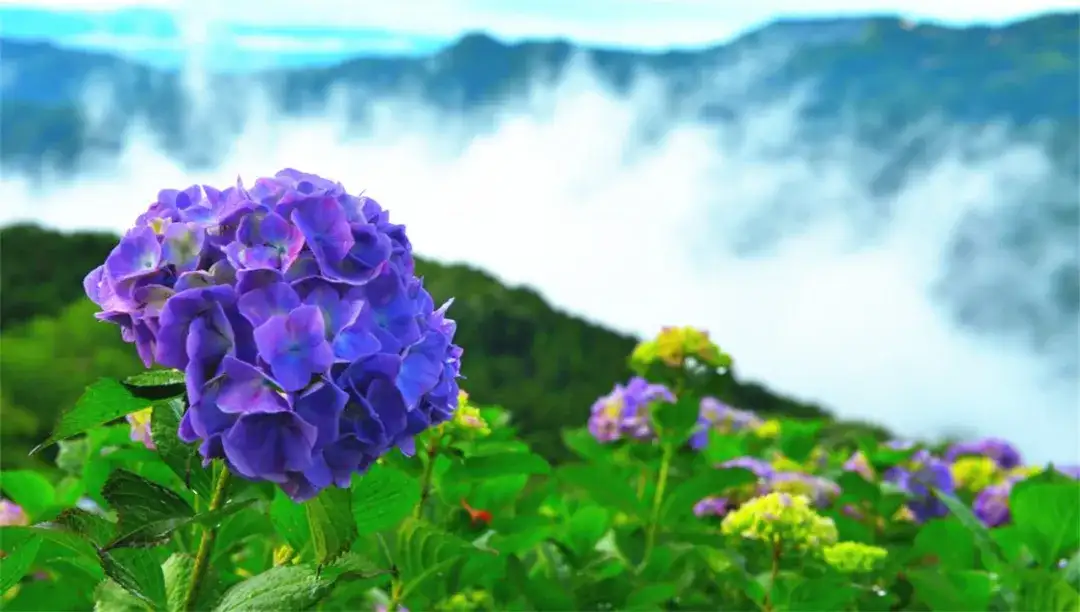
[2,178,1079,611]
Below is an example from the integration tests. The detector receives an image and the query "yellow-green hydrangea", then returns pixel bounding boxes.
[631,326,729,369]
[449,390,491,437]
[822,541,888,573]
[754,419,782,439]
[770,453,803,472]
[438,589,491,611]
[720,492,838,550]
[950,456,1000,492]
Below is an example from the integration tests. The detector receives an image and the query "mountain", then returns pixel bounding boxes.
[0,224,880,469]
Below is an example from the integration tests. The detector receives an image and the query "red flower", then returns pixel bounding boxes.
[460,498,492,525]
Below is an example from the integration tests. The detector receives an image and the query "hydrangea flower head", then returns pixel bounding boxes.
[720,492,838,550]
[688,398,764,450]
[0,499,28,526]
[950,456,1001,493]
[126,407,156,450]
[842,451,876,481]
[587,377,674,443]
[768,471,841,507]
[84,170,462,502]
[973,478,1015,527]
[822,541,888,573]
[884,450,954,523]
[449,390,490,438]
[693,496,730,518]
[945,437,1022,470]
[630,326,728,370]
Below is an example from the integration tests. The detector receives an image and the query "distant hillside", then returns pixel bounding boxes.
[0,13,1077,173]
[2,223,879,467]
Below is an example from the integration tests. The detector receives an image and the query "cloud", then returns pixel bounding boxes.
[2,43,1077,465]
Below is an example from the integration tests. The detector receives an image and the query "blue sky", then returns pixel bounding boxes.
[0,0,1073,68]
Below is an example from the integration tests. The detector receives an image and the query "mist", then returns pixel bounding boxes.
[2,35,1077,465]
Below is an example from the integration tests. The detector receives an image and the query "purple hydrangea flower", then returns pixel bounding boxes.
[945,438,1022,470]
[842,451,875,481]
[973,479,1016,527]
[719,456,776,479]
[84,170,462,502]
[0,499,28,526]
[884,450,954,523]
[693,496,729,518]
[688,397,763,450]
[587,377,674,443]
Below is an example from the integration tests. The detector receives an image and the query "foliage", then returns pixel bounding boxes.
[1,330,1077,611]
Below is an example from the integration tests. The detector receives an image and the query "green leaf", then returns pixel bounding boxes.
[0,535,42,593]
[102,470,193,546]
[1,526,104,581]
[836,471,881,507]
[652,395,701,441]
[351,464,419,536]
[107,499,256,550]
[935,489,1008,573]
[162,553,223,612]
[396,518,479,600]
[270,489,311,556]
[32,379,149,453]
[0,470,57,519]
[561,428,610,462]
[304,486,356,565]
[1010,480,1080,568]
[778,419,823,462]
[907,569,994,611]
[625,583,678,609]
[785,576,858,610]
[558,464,644,517]
[661,467,756,522]
[99,548,167,610]
[94,579,150,612]
[1015,568,1080,612]
[444,451,551,481]
[150,398,213,500]
[702,431,748,463]
[54,507,118,547]
[124,370,185,390]
[565,505,610,557]
[913,518,977,569]
[212,565,335,612]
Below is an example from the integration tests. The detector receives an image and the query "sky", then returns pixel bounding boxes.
[0,0,1075,69]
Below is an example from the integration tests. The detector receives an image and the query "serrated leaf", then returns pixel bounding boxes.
[54,507,118,547]
[150,398,213,500]
[212,565,335,612]
[100,548,167,610]
[94,579,149,612]
[106,499,256,550]
[161,553,223,612]
[33,379,149,454]
[304,486,355,565]
[396,518,477,599]
[351,464,419,536]
[0,535,42,593]
[443,451,551,481]
[1010,480,1080,568]
[124,370,185,389]
[102,470,193,547]
[1,525,103,580]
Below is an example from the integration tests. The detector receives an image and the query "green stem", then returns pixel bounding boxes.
[642,441,674,566]
[183,466,231,611]
[413,433,441,519]
[762,539,783,612]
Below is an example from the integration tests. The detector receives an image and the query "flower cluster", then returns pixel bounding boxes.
[720,492,838,550]
[945,437,1022,470]
[448,391,491,438]
[126,407,156,450]
[587,377,674,443]
[689,397,764,450]
[630,326,728,370]
[883,450,954,523]
[822,541,889,574]
[84,170,462,501]
[0,500,28,527]
[950,456,1001,493]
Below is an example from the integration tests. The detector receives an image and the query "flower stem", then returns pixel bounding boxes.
[762,539,783,612]
[183,465,231,611]
[413,433,442,520]
[642,441,674,566]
